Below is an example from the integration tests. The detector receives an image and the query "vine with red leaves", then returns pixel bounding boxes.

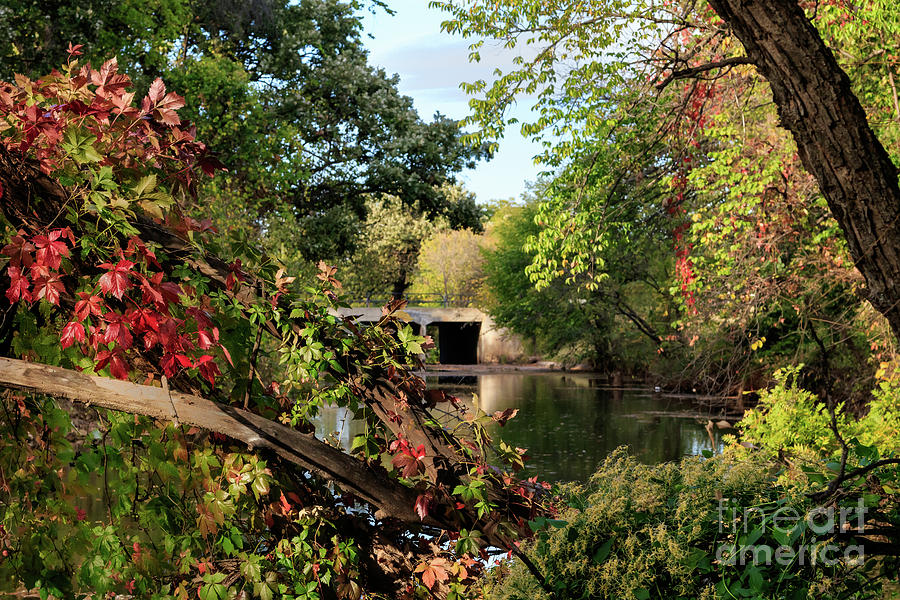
[0,49,554,600]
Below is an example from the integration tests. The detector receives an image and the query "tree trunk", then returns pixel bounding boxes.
[391,273,409,301]
[706,0,900,338]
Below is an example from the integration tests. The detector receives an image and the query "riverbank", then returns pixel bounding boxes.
[420,362,605,375]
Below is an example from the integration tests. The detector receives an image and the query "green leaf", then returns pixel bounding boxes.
[62,127,103,164]
[133,174,157,197]
[591,539,613,564]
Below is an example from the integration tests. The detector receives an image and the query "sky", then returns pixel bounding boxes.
[359,3,544,204]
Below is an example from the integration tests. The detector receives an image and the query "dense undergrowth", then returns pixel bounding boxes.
[484,371,900,600]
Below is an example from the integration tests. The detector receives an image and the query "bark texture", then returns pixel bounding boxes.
[706,0,900,337]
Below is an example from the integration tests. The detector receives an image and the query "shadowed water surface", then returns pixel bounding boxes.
[316,372,725,483]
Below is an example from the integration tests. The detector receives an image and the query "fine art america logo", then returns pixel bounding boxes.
[716,498,867,566]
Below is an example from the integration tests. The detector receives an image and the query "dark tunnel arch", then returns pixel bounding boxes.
[427,321,481,364]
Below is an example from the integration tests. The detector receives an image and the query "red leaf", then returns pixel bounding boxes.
[144,272,182,310]
[1,232,34,267]
[279,491,292,514]
[219,343,234,367]
[391,445,425,478]
[74,293,105,320]
[126,307,159,333]
[198,155,226,177]
[197,329,216,349]
[225,259,246,291]
[193,354,220,386]
[125,237,160,268]
[148,78,165,105]
[109,353,129,380]
[96,349,129,380]
[185,307,213,329]
[33,229,71,270]
[102,318,133,350]
[111,90,136,115]
[29,263,50,280]
[160,352,192,377]
[98,260,134,299]
[491,408,519,426]
[91,58,129,100]
[33,274,64,305]
[415,558,448,590]
[5,267,31,303]
[60,321,86,349]
[414,492,433,520]
[155,91,185,126]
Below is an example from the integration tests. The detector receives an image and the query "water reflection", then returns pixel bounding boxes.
[314,372,725,484]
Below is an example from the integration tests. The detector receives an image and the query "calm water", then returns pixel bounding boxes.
[315,372,725,483]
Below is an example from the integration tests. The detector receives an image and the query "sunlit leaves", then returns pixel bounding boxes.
[33,273,64,305]
[60,321,86,349]
[5,266,30,303]
[415,557,449,589]
[98,260,134,299]
[390,438,426,478]
[74,293,104,321]
[145,77,185,126]
[33,230,72,270]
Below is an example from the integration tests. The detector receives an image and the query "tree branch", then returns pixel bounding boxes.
[655,56,753,90]
[809,457,900,502]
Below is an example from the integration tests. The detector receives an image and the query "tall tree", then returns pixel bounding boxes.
[702,0,900,339]
[0,0,489,260]
[433,0,900,343]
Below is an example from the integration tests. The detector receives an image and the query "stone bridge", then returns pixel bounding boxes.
[333,306,523,364]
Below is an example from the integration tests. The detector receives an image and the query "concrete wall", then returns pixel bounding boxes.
[333,307,525,364]
[477,313,525,364]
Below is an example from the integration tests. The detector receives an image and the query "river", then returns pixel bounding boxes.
[315,371,728,483]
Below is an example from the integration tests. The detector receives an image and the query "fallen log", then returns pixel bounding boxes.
[0,356,423,524]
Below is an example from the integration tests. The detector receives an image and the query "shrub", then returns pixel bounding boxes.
[739,367,900,458]
[485,448,883,600]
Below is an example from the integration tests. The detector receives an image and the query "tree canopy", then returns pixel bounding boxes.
[0,0,490,262]
[435,0,900,395]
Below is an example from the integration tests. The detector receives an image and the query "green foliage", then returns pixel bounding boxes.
[0,396,296,600]
[0,0,489,265]
[482,184,667,370]
[410,228,486,306]
[340,195,438,302]
[739,367,900,458]
[482,196,593,360]
[432,0,900,391]
[485,449,890,600]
